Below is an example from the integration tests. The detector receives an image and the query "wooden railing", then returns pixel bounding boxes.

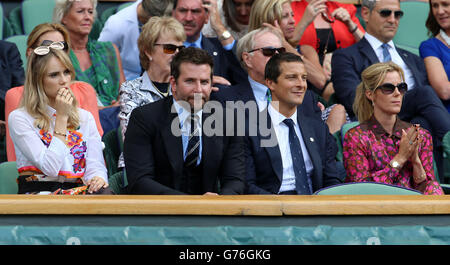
[0,195,448,215]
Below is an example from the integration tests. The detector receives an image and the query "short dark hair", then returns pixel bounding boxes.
[170,47,214,81]
[264,52,304,83]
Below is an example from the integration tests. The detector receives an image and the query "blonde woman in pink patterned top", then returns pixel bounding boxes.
[343,62,443,195]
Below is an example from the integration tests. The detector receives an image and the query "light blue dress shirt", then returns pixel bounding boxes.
[173,99,203,166]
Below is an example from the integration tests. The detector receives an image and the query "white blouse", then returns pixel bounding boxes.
[8,106,108,184]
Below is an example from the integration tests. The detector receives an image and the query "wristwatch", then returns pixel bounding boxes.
[389,160,402,171]
[219,30,232,41]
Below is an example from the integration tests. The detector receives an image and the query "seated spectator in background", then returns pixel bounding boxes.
[331,0,450,177]
[211,27,321,121]
[248,0,328,93]
[419,0,450,113]
[245,52,341,194]
[9,47,111,195]
[248,3,350,134]
[202,0,253,40]
[172,0,247,86]
[344,62,443,195]
[124,47,245,195]
[118,16,186,168]
[54,0,125,134]
[0,40,24,142]
[212,27,347,134]
[5,23,103,162]
[99,0,173,81]
[291,0,364,74]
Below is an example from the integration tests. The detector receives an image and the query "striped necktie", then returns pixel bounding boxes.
[184,114,200,168]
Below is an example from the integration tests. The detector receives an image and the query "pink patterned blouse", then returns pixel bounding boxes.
[343,115,443,195]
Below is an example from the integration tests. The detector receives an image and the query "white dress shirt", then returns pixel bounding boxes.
[98,0,142,81]
[364,33,416,89]
[8,107,108,184]
[267,104,314,193]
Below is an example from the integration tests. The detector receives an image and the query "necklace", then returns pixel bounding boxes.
[440,29,450,46]
[151,80,169,97]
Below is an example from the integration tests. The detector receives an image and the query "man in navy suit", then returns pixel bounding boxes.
[124,47,245,195]
[245,52,341,194]
[172,0,246,85]
[331,0,450,176]
[0,40,24,136]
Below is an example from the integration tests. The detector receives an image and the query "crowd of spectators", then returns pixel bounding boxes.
[0,0,448,195]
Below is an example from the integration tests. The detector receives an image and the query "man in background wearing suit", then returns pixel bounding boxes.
[331,0,450,176]
[245,52,341,195]
[0,40,24,140]
[172,0,247,86]
[211,27,322,121]
[124,47,245,195]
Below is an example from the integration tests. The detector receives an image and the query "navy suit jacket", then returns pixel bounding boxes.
[331,37,429,118]
[0,40,24,120]
[245,108,341,194]
[210,77,323,121]
[124,96,246,195]
[201,37,247,86]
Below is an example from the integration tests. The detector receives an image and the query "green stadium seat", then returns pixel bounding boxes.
[0,3,4,39]
[393,1,429,56]
[22,0,56,35]
[117,2,133,11]
[8,6,23,36]
[0,161,18,194]
[314,182,422,195]
[4,34,28,66]
[100,6,117,26]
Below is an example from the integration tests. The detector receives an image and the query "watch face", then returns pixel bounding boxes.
[222,31,231,39]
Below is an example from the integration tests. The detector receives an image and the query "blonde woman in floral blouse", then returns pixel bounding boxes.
[343,62,443,195]
[118,16,186,168]
[9,46,110,195]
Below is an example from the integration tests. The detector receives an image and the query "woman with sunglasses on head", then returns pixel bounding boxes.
[419,0,450,113]
[117,16,186,169]
[8,46,112,195]
[343,62,443,195]
[53,0,125,114]
[4,23,103,162]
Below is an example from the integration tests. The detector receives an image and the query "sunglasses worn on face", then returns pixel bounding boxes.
[34,41,67,55]
[377,9,404,19]
[154,43,185,54]
[376,82,408,95]
[248,46,286,57]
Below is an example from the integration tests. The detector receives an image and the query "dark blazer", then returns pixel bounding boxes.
[331,37,430,117]
[201,37,247,86]
[123,96,246,195]
[245,108,341,194]
[210,77,323,121]
[0,40,25,120]
[331,37,450,142]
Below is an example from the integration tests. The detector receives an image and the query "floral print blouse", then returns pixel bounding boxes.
[343,115,443,195]
[8,106,107,184]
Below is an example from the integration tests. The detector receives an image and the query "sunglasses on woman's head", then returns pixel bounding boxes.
[40,40,68,51]
[154,43,185,54]
[34,41,67,55]
[377,9,404,19]
[248,47,286,57]
[376,82,408,95]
